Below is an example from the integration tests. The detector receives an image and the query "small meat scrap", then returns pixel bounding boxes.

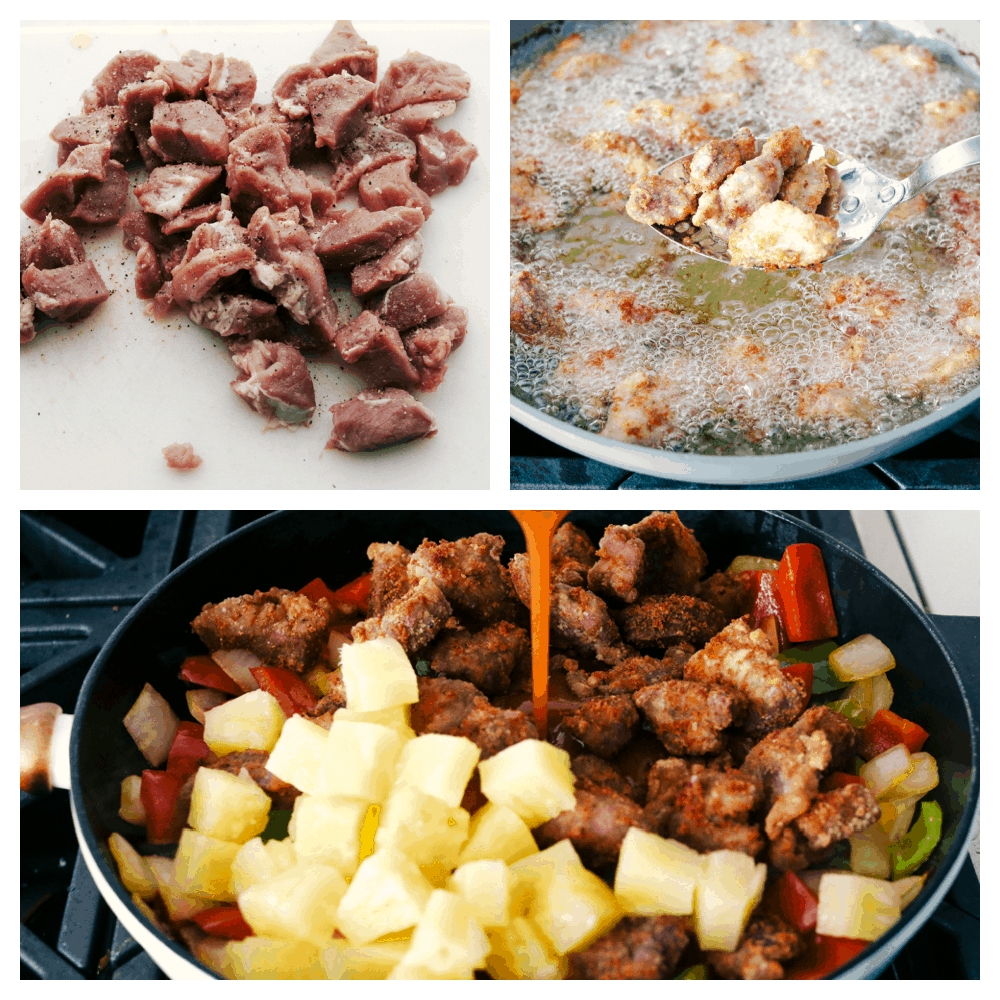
[334,311,420,390]
[634,679,735,756]
[564,648,691,700]
[51,106,136,165]
[562,695,639,759]
[411,676,537,759]
[535,777,652,868]
[21,142,128,225]
[228,339,317,429]
[326,387,437,452]
[308,72,377,150]
[359,159,432,220]
[567,915,690,980]
[351,232,424,297]
[428,621,529,695]
[374,52,471,115]
[192,586,334,674]
[684,617,809,735]
[133,163,224,220]
[706,916,802,980]
[373,269,449,331]
[410,533,520,625]
[310,21,379,82]
[618,594,728,649]
[162,442,202,470]
[148,100,230,165]
[314,206,424,270]
[21,261,110,324]
[352,574,452,655]
[210,749,300,810]
[729,200,837,269]
[366,541,413,616]
[21,216,85,273]
[414,125,478,196]
[401,303,468,392]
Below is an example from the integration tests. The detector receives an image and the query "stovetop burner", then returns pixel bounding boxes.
[20,511,979,979]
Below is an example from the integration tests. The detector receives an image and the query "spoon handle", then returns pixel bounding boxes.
[902,135,980,201]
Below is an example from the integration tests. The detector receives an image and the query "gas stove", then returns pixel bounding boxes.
[20,511,979,979]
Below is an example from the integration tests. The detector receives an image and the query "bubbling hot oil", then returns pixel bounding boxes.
[510,20,980,455]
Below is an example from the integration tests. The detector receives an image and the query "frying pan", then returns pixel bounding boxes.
[20,510,979,979]
[509,21,981,484]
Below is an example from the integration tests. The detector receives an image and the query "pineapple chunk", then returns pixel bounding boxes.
[448,860,511,927]
[396,889,490,978]
[108,833,158,899]
[225,936,326,980]
[174,828,241,901]
[334,704,415,739]
[322,938,411,980]
[478,739,576,828]
[485,917,567,980]
[393,734,481,808]
[693,850,767,952]
[288,794,370,875]
[614,828,703,916]
[320,720,406,801]
[188,766,271,845]
[231,837,278,897]
[374,784,470,868]
[816,871,900,941]
[147,856,216,922]
[340,637,419,712]
[264,714,331,796]
[458,802,537,866]
[508,839,581,916]
[238,862,347,948]
[202,690,285,755]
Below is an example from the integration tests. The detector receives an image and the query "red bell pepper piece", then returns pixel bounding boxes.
[749,570,789,652]
[781,661,814,693]
[772,871,818,933]
[192,904,255,940]
[786,934,868,980]
[330,572,372,614]
[179,654,241,695]
[859,709,929,760]
[250,665,319,717]
[776,543,839,643]
[140,769,187,844]
[298,577,339,605]
[821,771,866,793]
[166,722,212,780]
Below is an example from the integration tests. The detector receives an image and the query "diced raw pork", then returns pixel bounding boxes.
[81,50,161,111]
[21,261,110,322]
[228,339,316,428]
[247,206,328,324]
[310,21,378,82]
[160,201,223,234]
[171,211,255,307]
[350,232,423,297]
[21,142,128,225]
[359,158,431,220]
[383,101,457,139]
[118,79,171,170]
[374,52,471,115]
[327,117,416,196]
[313,206,424,269]
[148,100,230,165]
[205,55,257,115]
[151,51,213,99]
[183,292,284,339]
[134,239,165,299]
[162,443,203,469]
[402,304,469,390]
[21,216,85,275]
[415,125,478,195]
[333,310,420,389]
[273,64,325,119]
[226,123,314,223]
[51,107,136,166]
[326,387,437,452]
[133,164,224,220]
[308,72,376,151]
[373,269,449,331]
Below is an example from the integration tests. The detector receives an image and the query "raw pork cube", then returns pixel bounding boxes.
[334,311,421,389]
[308,73,376,151]
[314,206,424,269]
[310,21,379,82]
[148,100,230,165]
[351,233,424,298]
[326,388,437,452]
[21,261,110,322]
[415,126,478,196]
[228,340,316,428]
[375,53,471,115]
[374,270,449,331]
[359,159,431,220]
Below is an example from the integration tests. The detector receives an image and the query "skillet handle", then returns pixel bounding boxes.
[20,703,73,793]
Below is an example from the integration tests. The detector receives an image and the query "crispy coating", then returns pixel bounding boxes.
[510,268,565,344]
[634,679,735,756]
[692,153,783,241]
[563,647,692,699]
[351,575,452,655]
[210,749,300,810]
[761,125,811,170]
[587,525,646,603]
[567,915,690,980]
[191,586,334,674]
[684,617,809,735]
[694,570,754,620]
[618,594,728,648]
[706,916,802,980]
[794,784,881,850]
[625,163,699,227]
[510,159,559,232]
[563,695,640,759]
[581,131,659,179]
[767,824,833,872]
[779,159,829,213]
[791,705,857,773]
[551,583,630,665]
[690,137,743,192]
[728,200,838,269]
[571,754,637,801]
[366,541,412,616]
[427,620,528,695]
[552,521,597,579]
[409,533,520,624]
[410,676,537,758]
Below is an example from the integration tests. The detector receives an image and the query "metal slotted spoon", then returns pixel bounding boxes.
[650,134,980,268]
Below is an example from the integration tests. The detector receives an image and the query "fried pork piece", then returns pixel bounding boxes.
[644,758,765,857]
[634,679,735,756]
[428,621,529,695]
[692,153,783,241]
[706,916,803,980]
[210,749,300,810]
[535,777,653,868]
[779,159,830,213]
[571,755,636,801]
[567,915,690,980]
[366,542,413,617]
[740,726,831,839]
[551,584,630,665]
[625,161,699,227]
[410,676,537,759]
[694,571,754,620]
[689,136,743,192]
[563,647,692,700]
[191,587,334,674]
[761,125,811,171]
[552,521,597,579]
[684,617,809,735]
[600,371,679,446]
[795,784,881,850]
[792,705,857,773]
[510,269,566,345]
[728,200,838,269]
[351,575,452,655]
[618,594,728,648]
[587,526,644,603]
[562,695,640,759]
[581,131,659,179]
[409,533,520,625]
[304,683,347,729]
[510,157,559,232]
[767,824,832,872]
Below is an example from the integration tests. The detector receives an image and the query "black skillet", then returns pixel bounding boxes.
[35,510,978,978]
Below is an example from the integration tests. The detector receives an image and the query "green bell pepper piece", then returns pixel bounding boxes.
[674,964,708,980]
[260,809,291,843]
[889,801,943,879]
[826,697,868,729]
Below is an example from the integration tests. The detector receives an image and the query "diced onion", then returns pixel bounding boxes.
[212,649,262,692]
[123,682,180,767]
[119,774,146,825]
[845,672,894,724]
[893,874,928,908]
[186,687,231,725]
[108,832,159,899]
[828,634,895,682]
[859,743,912,798]
[880,752,939,801]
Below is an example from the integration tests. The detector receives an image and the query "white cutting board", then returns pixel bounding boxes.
[20,21,489,490]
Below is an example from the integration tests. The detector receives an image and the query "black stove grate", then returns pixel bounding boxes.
[20,511,979,979]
